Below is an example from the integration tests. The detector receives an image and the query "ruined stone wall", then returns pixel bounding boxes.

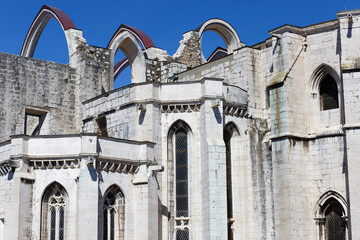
[0,53,77,142]
[82,86,136,139]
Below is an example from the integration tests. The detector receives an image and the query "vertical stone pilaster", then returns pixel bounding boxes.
[76,158,98,240]
[200,98,227,240]
[3,160,34,240]
[133,165,159,240]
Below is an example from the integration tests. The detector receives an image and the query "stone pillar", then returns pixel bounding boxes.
[4,161,34,240]
[76,157,98,240]
[200,94,227,240]
[133,165,160,240]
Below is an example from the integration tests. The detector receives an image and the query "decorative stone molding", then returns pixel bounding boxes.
[175,216,190,230]
[223,104,250,118]
[95,160,140,174]
[160,104,200,113]
[0,165,11,176]
[31,159,80,169]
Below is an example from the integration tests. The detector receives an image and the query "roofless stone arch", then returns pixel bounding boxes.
[195,18,243,62]
[107,25,155,87]
[20,5,76,58]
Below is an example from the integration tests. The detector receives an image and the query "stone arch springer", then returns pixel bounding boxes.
[195,18,244,62]
[108,25,155,87]
[20,5,78,60]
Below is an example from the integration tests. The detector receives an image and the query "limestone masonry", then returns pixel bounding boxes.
[0,5,359,240]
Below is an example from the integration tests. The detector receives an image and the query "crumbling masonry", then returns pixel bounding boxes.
[1,5,360,240]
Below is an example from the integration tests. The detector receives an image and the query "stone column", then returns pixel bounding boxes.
[200,83,227,240]
[76,157,98,240]
[132,165,160,240]
[3,160,34,240]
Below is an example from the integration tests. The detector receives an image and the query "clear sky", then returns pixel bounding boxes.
[0,0,358,87]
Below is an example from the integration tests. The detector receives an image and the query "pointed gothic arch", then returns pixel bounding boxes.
[167,120,192,240]
[310,64,341,111]
[41,182,68,240]
[102,184,126,240]
[310,64,341,94]
[195,18,243,63]
[224,122,240,240]
[314,191,348,240]
[20,5,76,59]
[107,25,155,88]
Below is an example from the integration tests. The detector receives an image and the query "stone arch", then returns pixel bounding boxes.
[41,182,68,240]
[224,121,240,239]
[310,64,342,111]
[103,184,126,199]
[102,184,126,240]
[315,190,347,218]
[167,119,192,238]
[20,5,76,59]
[167,119,192,137]
[195,18,243,62]
[114,58,130,81]
[224,121,240,137]
[310,64,341,94]
[107,25,155,87]
[314,191,348,240]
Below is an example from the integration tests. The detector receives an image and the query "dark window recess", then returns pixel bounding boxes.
[176,229,189,240]
[175,128,188,218]
[320,75,339,111]
[96,116,108,137]
[224,127,233,240]
[325,203,346,240]
[24,110,46,135]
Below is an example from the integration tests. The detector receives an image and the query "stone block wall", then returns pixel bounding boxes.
[82,86,136,139]
[0,53,77,142]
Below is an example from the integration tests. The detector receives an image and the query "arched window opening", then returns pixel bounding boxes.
[168,121,191,240]
[224,123,239,240]
[324,201,346,240]
[41,182,67,240]
[320,75,339,111]
[103,185,125,240]
[32,18,69,64]
[315,193,347,240]
[175,128,189,219]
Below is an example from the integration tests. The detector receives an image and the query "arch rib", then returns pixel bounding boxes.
[107,24,155,50]
[21,5,76,57]
[310,63,341,93]
[195,18,243,62]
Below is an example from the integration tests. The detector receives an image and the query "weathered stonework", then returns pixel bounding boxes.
[0,5,360,240]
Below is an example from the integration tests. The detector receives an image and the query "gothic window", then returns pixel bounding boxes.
[103,185,125,240]
[325,202,346,240]
[41,182,67,240]
[320,75,339,111]
[224,123,239,240]
[315,193,347,240]
[175,128,189,218]
[168,121,191,240]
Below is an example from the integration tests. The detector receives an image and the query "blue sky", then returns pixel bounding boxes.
[0,0,358,87]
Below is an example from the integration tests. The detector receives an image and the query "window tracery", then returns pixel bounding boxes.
[41,182,67,240]
[103,185,125,240]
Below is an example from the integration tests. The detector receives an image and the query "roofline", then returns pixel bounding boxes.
[269,19,338,36]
